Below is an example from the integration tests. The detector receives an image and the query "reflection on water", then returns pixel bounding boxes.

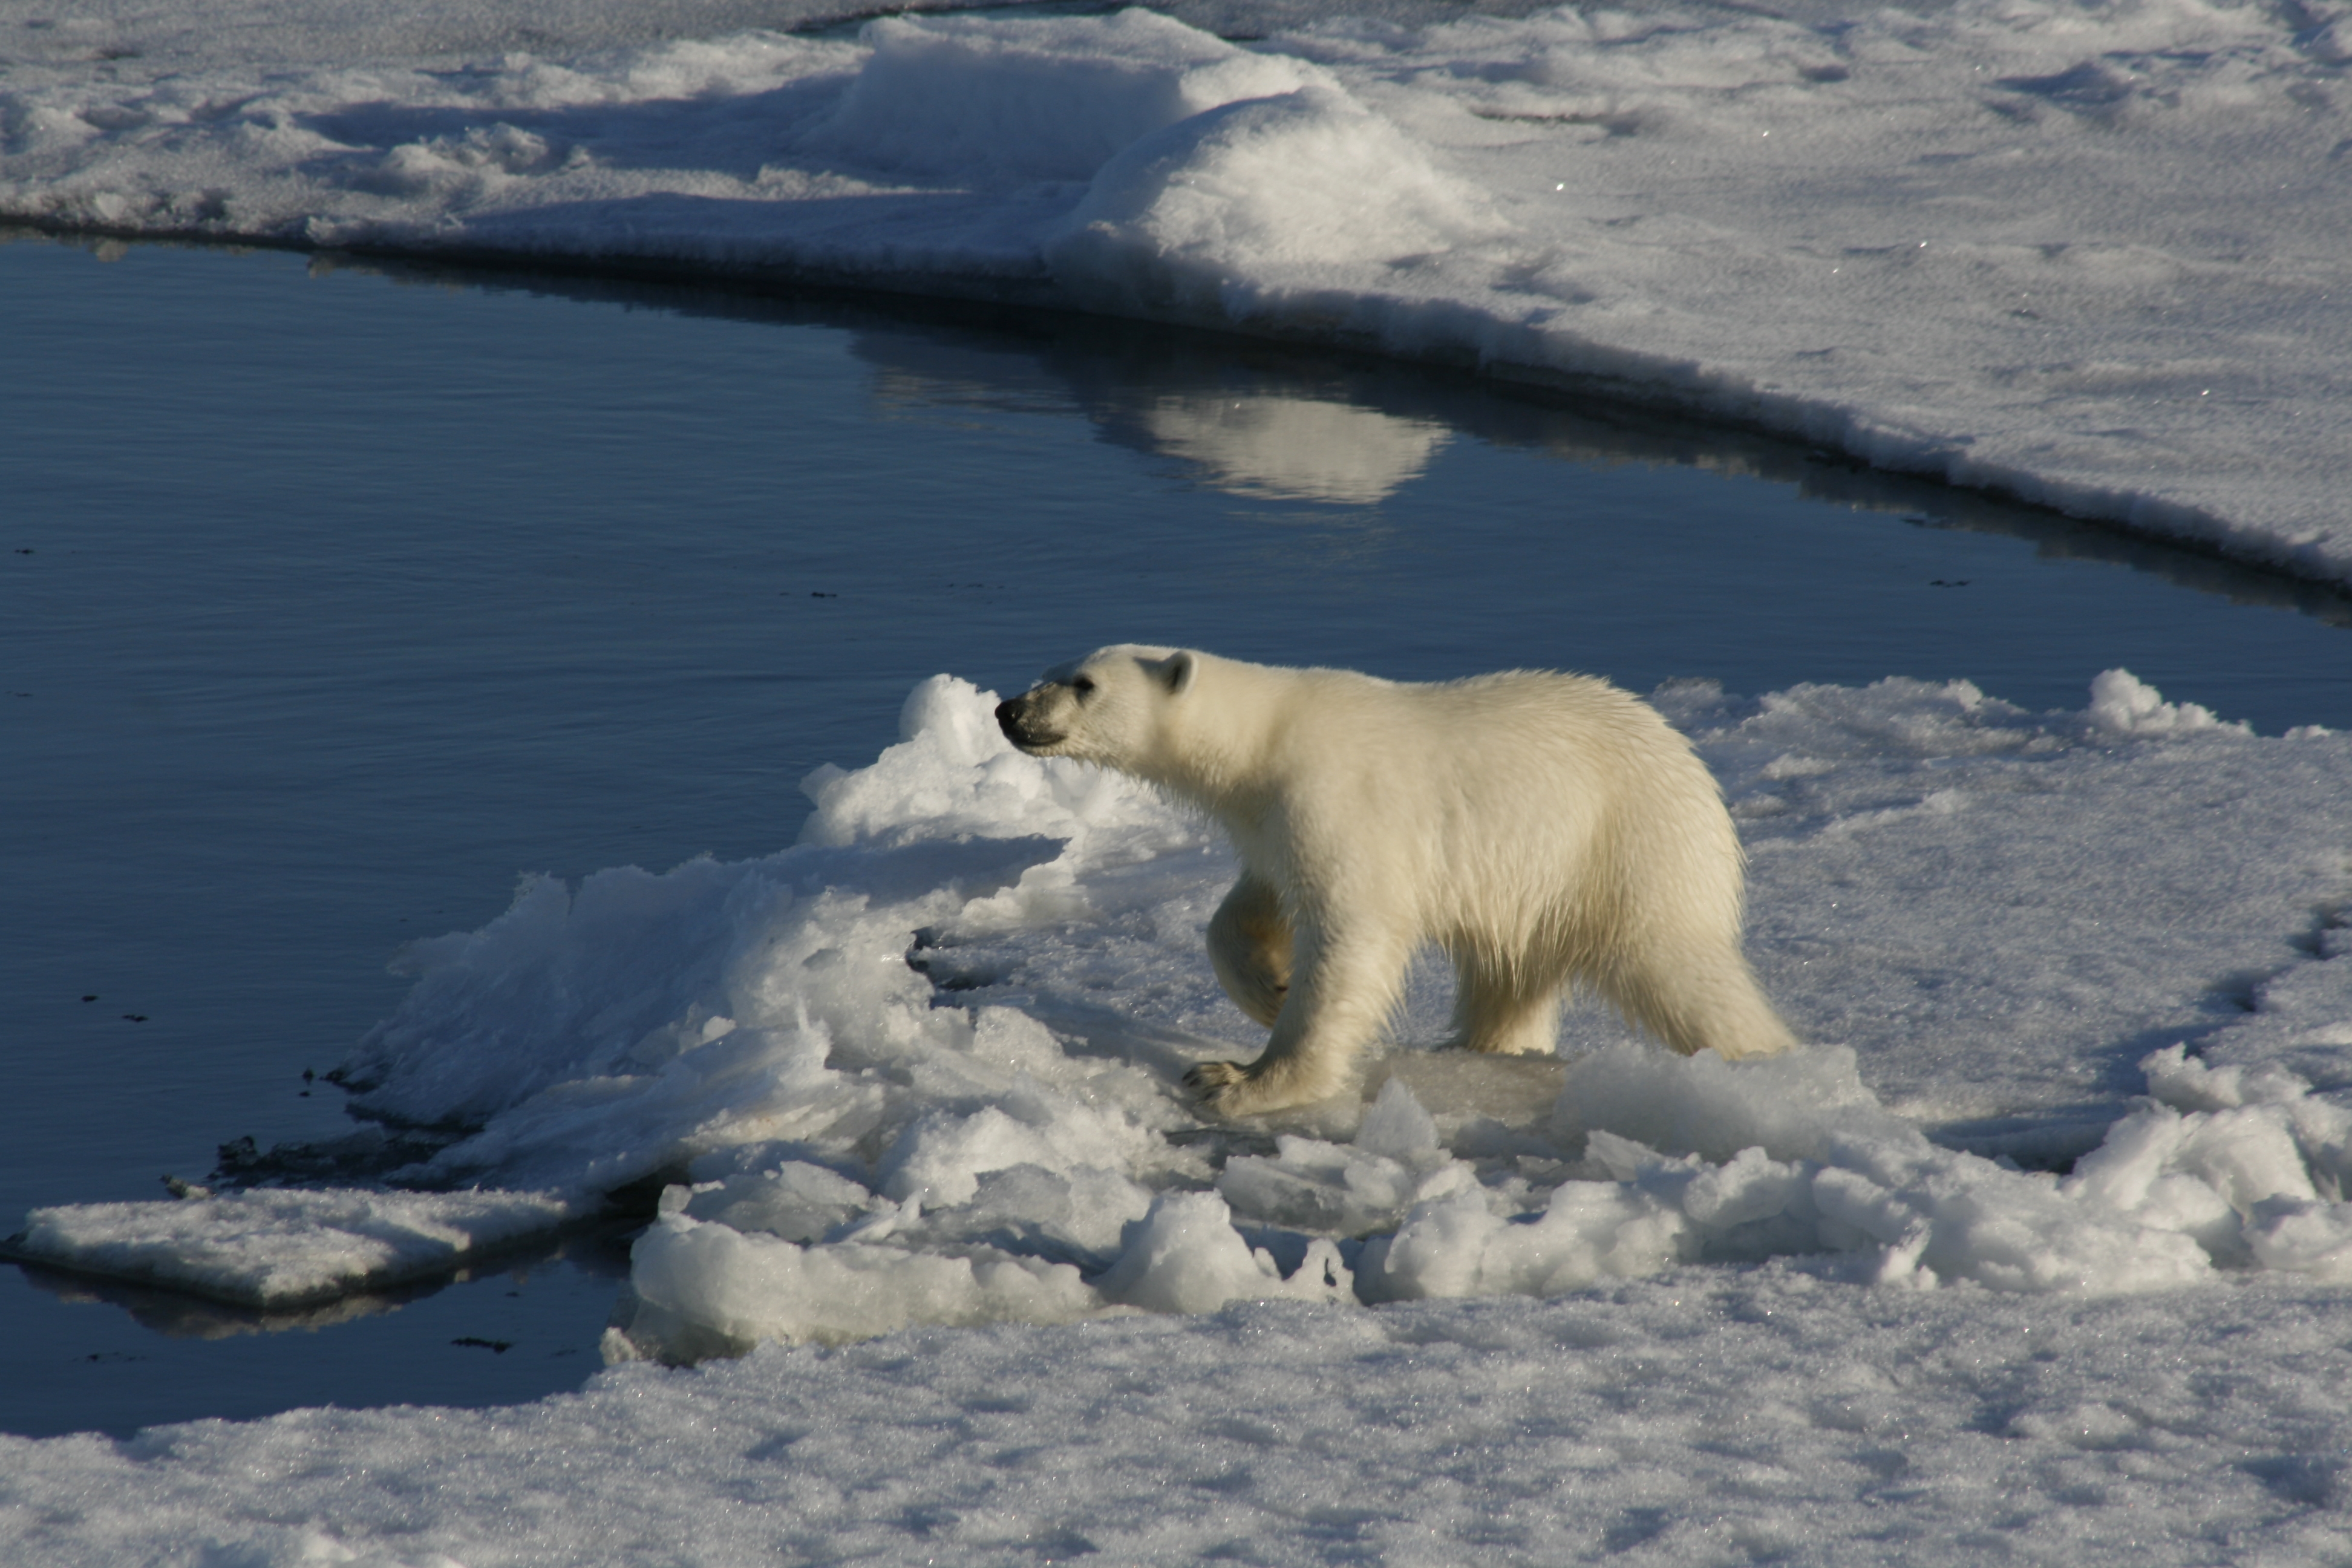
[1137,393,1448,504]
[16,1258,408,1341]
[1,1227,635,1438]
[857,302,2352,626]
[863,311,1457,505]
[330,246,2352,627]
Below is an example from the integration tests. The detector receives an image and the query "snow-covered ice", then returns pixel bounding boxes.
[7,0,2352,1557]
[1,1189,579,1310]
[4,0,2348,581]
[12,1275,2352,1566]
[10,664,2350,1561]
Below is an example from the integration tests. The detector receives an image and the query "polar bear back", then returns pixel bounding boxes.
[1215,664,1741,956]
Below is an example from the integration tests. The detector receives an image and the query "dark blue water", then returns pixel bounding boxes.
[3,230,2346,1437]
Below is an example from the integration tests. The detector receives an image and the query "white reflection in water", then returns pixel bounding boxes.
[1140,393,1449,505]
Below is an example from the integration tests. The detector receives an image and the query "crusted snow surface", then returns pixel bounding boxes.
[11,1274,2352,1564]
[30,668,2350,1338]
[3,2,2348,582]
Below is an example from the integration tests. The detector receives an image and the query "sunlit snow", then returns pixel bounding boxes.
[61,670,2341,1338]
[5,1,2352,1561]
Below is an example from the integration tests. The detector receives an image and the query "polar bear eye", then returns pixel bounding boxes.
[1071,677,1096,697]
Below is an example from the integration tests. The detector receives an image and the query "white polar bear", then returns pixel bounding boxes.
[996,646,1798,1117]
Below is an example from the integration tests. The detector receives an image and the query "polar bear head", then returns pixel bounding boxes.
[995,644,1198,773]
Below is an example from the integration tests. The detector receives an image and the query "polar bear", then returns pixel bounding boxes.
[995,646,1797,1117]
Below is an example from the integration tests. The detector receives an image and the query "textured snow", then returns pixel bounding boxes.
[28,670,2352,1320]
[10,1275,2352,1564]
[7,664,2352,1562]
[3,0,2347,581]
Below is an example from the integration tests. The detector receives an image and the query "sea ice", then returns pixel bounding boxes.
[7,662,2351,1563]
[7,4,2351,1555]
[3,1187,577,1308]
[4,1,2345,582]
[11,1270,2352,1564]
[30,668,2347,1353]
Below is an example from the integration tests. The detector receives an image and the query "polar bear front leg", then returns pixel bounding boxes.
[1185,920,1406,1116]
[1206,872,1291,1028]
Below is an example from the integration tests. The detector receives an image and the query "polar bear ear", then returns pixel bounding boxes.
[1155,651,1196,696]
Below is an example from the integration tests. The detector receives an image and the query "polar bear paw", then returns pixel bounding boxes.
[1184,1057,1336,1117]
[1183,1058,1258,1114]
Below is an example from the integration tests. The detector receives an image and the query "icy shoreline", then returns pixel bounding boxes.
[5,2,2348,587]
[7,664,2351,1563]
[7,2,2352,1550]
[19,670,2351,1354]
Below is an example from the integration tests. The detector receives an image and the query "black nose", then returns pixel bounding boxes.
[995,697,1022,740]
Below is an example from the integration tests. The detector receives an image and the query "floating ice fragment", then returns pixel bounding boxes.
[6,1187,578,1308]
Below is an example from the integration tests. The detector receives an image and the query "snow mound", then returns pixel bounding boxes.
[797,673,1162,849]
[2088,667,2249,738]
[805,10,1327,182]
[1045,82,1497,316]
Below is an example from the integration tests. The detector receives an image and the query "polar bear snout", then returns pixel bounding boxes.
[996,690,1063,754]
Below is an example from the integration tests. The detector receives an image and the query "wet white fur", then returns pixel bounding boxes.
[1002,645,1798,1116]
